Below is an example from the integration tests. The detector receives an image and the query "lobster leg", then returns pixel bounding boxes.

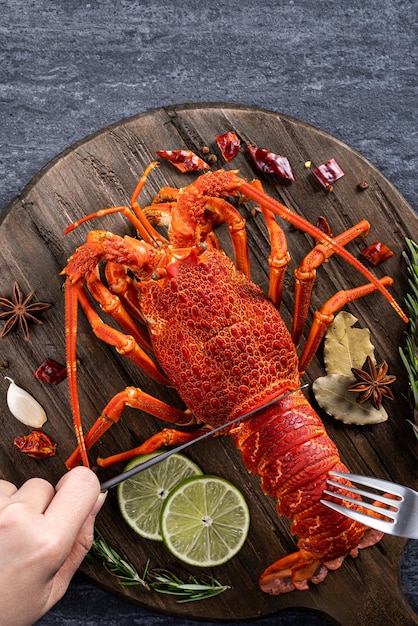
[235,176,407,323]
[129,162,169,244]
[151,187,180,203]
[143,187,181,228]
[291,220,371,346]
[76,286,169,385]
[144,201,176,227]
[65,277,89,467]
[144,186,181,222]
[87,265,153,352]
[248,179,290,308]
[65,204,165,244]
[65,162,166,245]
[65,384,201,469]
[298,275,393,373]
[203,197,251,275]
[147,181,252,277]
[144,199,224,259]
[96,426,211,468]
[105,262,150,328]
[63,230,169,466]
[64,280,171,468]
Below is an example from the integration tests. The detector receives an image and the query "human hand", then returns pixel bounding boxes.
[0,466,105,626]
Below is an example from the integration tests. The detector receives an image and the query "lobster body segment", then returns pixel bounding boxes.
[62,166,397,594]
[138,245,299,426]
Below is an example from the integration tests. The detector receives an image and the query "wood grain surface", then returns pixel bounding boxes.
[0,104,416,625]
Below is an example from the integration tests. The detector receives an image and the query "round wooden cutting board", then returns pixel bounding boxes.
[0,103,416,625]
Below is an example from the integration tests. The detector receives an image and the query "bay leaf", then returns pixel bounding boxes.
[312,374,388,425]
[324,311,375,376]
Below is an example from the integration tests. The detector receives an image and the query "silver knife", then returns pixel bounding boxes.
[100,383,308,492]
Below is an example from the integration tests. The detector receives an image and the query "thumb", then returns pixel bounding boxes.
[45,490,107,607]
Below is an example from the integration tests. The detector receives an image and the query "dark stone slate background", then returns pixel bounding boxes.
[0,1,416,624]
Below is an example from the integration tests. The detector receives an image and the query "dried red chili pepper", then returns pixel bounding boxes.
[215,131,241,162]
[360,241,394,265]
[156,150,210,173]
[14,431,57,458]
[34,358,67,385]
[316,216,334,238]
[311,158,344,189]
[247,146,295,181]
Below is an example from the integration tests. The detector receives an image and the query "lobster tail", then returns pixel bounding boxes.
[230,390,383,594]
[259,550,325,594]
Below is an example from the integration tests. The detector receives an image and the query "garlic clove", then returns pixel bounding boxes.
[5,377,47,428]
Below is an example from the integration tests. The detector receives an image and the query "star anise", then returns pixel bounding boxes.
[348,355,396,410]
[0,282,52,341]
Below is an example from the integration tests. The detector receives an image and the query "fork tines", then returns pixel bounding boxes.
[322,471,402,524]
[320,471,418,539]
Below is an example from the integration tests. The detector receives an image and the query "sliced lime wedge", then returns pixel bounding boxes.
[160,474,250,567]
[117,453,202,541]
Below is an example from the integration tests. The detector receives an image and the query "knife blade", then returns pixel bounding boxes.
[100,383,309,492]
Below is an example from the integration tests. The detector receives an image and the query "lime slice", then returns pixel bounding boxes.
[160,475,250,567]
[117,453,203,541]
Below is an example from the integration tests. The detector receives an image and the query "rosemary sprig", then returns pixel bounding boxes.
[148,569,230,603]
[90,530,150,589]
[399,238,418,437]
[90,531,230,602]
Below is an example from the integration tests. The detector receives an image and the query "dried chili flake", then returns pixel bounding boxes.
[215,131,241,162]
[247,146,296,181]
[360,241,394,265]
[311,158,344,189]
[14,430,57,458]
[34,358,67,385]
[156,150,210,173]
[316,216,333,238]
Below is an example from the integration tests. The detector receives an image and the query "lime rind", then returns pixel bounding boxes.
[117,453,203,541]
[160,474,250,567]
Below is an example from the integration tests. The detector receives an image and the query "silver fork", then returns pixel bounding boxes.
[320,471,418,539]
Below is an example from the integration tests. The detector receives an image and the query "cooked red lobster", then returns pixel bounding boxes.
[63,164,405,593]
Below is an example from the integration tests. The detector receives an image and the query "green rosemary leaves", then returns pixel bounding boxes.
[399,238,418,436]
[90,531,230,603]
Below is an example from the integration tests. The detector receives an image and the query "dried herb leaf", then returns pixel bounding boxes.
[324,311,375,376]
[90,531,230,602]
[313,374,388,425]
[399,237,418,433]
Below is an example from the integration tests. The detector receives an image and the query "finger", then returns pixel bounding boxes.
[45,467,100,550]
[43,515,96,611]
[0,479,18,501]
[10,477,55,513]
